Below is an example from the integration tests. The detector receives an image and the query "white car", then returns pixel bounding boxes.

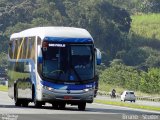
[121,91,136,102]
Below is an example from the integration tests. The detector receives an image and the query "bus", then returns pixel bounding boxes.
[8,27,101,110]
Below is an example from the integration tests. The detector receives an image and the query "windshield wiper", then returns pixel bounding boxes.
[71,65,83,83]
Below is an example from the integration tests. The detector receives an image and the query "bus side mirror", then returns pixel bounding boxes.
[38,45,43,63]
[95,48,101,65]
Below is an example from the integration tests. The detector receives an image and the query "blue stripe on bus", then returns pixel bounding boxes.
[44,37,93,43]
[40,80,94,90]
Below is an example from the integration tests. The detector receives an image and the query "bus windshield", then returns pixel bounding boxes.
[42,44,94,82]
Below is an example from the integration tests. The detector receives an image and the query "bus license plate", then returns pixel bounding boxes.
[64,96,72,100]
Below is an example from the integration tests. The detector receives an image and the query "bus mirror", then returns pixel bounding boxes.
[96,48,101,65]
[24,62,31,73]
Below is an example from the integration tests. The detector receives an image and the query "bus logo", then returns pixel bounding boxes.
[67,90,71,94]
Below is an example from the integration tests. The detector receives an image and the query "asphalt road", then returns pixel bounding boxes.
[0,91,159,120]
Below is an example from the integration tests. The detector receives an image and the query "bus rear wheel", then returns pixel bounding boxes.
[78,102,86,111]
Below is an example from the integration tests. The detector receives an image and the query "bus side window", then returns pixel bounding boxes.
[19,38,24,59]
[14,40,18,59]
[30,37,36,62]
[21,37,27,59]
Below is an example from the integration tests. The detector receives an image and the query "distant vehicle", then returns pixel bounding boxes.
[121,91,136,102]
[8,26,102,111]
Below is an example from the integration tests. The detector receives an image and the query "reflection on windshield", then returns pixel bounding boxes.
[71,46,93,80]
[42,44,94,81]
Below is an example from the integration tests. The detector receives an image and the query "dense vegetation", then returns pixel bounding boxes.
[0,0,160,94]
[99,64,160,94]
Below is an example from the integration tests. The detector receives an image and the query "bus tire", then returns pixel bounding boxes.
[59,102,66,110]
[14,85,21,106]
[78,102,86,111]
[34,100,42,108]
[22,101,29,107]
[22,102,28,107]
[52,103,58,109]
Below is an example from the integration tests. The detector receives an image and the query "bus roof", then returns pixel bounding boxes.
[10,27,93,41]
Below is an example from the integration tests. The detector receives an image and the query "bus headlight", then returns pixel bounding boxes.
[43,86,54,91]
[83,88,93,92]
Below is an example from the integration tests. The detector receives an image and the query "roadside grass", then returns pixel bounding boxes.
[95,99,160,112]
[0,85,8,92]
[99,83,125,95]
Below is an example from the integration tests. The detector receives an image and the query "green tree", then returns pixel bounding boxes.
[140,68,160,94]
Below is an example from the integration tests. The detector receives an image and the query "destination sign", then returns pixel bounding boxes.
[48,44,66,47]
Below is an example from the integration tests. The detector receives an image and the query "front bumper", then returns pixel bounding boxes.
[37,87,94,103]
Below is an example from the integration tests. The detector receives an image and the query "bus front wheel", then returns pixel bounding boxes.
[78,102,86,111]
[52,103,58,109]
[59,103,66,109]
[34,100,42,108]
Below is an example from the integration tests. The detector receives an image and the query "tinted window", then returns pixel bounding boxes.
[126,92,134,94]
[9,37,36,62]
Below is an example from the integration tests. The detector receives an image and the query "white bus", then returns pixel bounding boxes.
[8,27,101,110]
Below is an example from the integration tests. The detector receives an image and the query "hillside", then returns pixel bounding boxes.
[124,14,160,68]
[99,13,160,94]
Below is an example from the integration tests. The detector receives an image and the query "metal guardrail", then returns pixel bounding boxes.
[97,91,160,102]
[136,96,160,102]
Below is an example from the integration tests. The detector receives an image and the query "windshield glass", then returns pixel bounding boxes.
[71,46,94,80]
[42,43,94,81]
